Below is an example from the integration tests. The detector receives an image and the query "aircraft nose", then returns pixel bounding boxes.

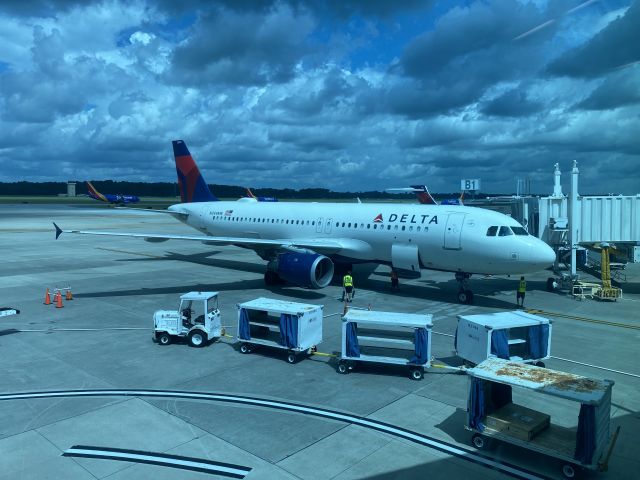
[529,241,556,269]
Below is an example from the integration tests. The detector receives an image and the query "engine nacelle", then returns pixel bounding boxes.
[275,252,334,289]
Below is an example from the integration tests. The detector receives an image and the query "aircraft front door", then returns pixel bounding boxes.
[444,213,465,250]
[325,218,332,234]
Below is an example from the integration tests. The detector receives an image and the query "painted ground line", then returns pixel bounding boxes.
[63,445,251,478]
[1,389,550,480]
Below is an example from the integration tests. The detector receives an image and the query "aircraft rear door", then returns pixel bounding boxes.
[444,212,466,250]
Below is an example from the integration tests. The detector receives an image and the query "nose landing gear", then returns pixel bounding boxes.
[456,272,474,304]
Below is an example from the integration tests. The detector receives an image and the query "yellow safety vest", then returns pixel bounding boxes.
[518,280,526,293]
[343,275,353,287]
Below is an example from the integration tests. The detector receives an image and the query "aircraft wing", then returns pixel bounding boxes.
[53,223,353,255]
[113,207,188,220]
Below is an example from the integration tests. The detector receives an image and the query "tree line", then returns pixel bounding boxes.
[0,181,425,200]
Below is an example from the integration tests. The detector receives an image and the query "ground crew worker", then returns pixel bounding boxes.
[517,276,526,308]
[342,271,354,302]
[390,270,399,290]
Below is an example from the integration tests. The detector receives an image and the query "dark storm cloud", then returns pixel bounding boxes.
[153,0,433,18]
[0,0,80,16]
[576,67,640,110]
[274,69,354,117]
[384,1,554,117]
[398,1,549,78]
[481,88,543,117]
[169,3,314,86]
[547,1,640,78]
[0,26,132,123]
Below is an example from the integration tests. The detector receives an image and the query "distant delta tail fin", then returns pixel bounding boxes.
[245,187,257,199]
[172,140,218,203]
[410,185,438,205]
[86,181,108,202]
[459,191,465,205]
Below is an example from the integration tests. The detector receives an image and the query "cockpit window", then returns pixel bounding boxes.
[511,226,528,235]
[498,226,513,236]
[486,226,498,236]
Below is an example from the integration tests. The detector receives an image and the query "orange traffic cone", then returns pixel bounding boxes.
[44,288,51,305]
[54,291,63,308]
[65,289,73,301]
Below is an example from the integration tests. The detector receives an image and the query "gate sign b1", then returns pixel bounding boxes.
[461,179,481,191]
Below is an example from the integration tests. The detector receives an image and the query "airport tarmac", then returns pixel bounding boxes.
[0,204,638,480]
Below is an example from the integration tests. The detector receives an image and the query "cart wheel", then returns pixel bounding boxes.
[561,463,577,479]
[158,332,171,346]
[286,353,297,364]
[337,361,349,374]
[535,361,546,368]
[239,343,251,354]
[410,368,424,381]
[471,434,485,449]
[188,331,206,348]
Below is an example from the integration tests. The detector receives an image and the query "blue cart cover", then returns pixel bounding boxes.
[575,404,596,464]
[279,313,298,348]
[527,324,549,359]
[346,322,360,357]
[490,330,510,359]
[468,377,485,431]
[238,308,251,340]
[409,328,429,365]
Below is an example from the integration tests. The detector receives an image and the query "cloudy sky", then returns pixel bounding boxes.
[1,0,638,194]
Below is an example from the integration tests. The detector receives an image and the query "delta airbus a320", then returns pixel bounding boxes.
[54,140,555,303]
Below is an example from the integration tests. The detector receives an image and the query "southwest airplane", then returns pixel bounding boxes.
[55,140,555,303]
[86,181,140,205]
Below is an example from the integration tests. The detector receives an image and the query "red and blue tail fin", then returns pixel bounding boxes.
[86,181,108,202]
[410,185,438,205]
[172,140,218,203]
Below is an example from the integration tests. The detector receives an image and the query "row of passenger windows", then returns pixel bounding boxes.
[212,215,430,233]
[486,225,529,236]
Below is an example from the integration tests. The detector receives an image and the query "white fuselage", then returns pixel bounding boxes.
[169,200,555,275]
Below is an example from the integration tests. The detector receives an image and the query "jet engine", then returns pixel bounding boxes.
[272,252,334,289]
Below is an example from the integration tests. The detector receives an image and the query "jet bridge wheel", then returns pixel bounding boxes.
[157,332,171,346]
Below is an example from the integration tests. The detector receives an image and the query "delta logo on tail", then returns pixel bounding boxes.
[86,181,140,205]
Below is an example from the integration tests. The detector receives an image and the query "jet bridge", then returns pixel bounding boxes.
[538,163,640,269]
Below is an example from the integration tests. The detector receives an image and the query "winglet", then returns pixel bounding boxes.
[53,222,63,240]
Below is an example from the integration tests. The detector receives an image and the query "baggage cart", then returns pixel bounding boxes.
[236,297,323,364]
[466,357,619,479]
[338,309,432,380]
[455,311,551,367]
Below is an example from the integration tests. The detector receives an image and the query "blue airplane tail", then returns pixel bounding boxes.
[172,140,218,203]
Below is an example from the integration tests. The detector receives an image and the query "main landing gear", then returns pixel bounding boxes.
[456,272,474,304]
